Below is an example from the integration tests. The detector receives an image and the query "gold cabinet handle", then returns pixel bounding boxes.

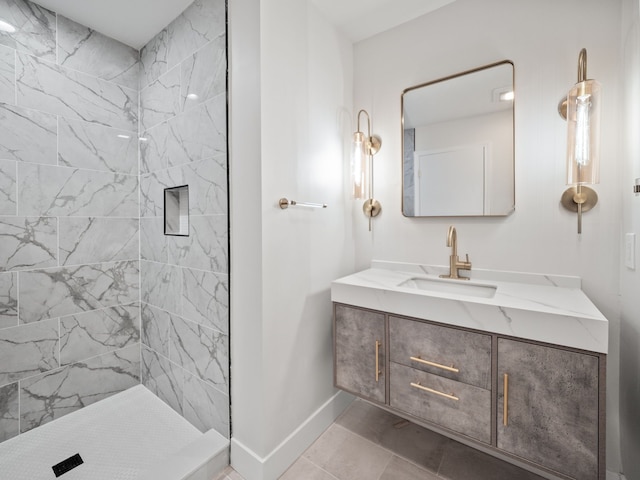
[375,341,382,382]
[410,356,459,373]
[410,382,459,401]
[503,373,509,426]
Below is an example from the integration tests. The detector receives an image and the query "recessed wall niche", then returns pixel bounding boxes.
[164,185,189,236]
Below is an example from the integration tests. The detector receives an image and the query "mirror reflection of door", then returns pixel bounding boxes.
[402,61,514,217]
[415,144,486,216]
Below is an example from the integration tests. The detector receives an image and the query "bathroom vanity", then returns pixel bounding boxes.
[331,262,607,480]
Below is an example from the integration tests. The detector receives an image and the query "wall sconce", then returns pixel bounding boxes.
[558,48,601,234]
[351,109,382,230]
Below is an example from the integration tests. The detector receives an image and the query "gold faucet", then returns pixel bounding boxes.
[440,226,472,280]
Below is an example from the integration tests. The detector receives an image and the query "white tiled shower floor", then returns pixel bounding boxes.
[0,385,211,480]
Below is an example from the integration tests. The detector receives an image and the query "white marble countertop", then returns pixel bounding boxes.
[331,261,608,354]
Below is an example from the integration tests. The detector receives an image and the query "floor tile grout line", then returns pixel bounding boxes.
[334,418,443,478]
[295,457,341,480]
[435,438,449,477]
[374,453,396,480]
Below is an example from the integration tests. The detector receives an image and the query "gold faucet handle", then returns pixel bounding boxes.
[462,254,472,269]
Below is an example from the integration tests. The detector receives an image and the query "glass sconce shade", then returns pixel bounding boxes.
[566,79,601,185]
[351,131,369,199]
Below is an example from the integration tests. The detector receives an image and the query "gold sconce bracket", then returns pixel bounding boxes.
[558,98,568,120]
[368,135,382,156]
[363,199,381,218]
[560,186,598,213]
[557,48,589,121]
[561,186,598,234]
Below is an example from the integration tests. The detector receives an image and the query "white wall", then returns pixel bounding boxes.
[229,0,265,460]
[619,1,640,478]
[260,0,355,453]
[229,0,355,478]
[354,0,623,473]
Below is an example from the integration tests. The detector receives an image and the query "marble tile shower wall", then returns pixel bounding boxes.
[0,0,141,444]
[138,0,229,439]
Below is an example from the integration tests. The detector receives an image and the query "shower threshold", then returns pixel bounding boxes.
[0,385,229,480]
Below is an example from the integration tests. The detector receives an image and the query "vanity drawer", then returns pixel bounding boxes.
[390,362,491,444]
[389,316,491,390]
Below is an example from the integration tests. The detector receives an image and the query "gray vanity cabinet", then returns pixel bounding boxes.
[333,303,605,480]
[334,304,386,404]
[497,338,601,480]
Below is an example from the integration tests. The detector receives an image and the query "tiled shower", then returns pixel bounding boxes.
[0,0,229,446]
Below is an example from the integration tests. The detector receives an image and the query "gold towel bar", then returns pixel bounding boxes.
[279,198,327,209]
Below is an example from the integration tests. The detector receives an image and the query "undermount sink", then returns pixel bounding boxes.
[398,277,497,298]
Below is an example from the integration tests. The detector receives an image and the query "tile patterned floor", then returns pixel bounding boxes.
[216,399,546,480]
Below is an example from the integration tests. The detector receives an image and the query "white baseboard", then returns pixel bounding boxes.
[231,390,353,480]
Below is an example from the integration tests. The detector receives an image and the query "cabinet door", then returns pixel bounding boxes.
[497,338,600,480]
[334,304,386,403]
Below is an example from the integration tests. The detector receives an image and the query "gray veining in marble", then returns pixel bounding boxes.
[16,53,138,130]
[140,28,168,89]
[18,260,140,323]
[140,65,180,131]
[167,96,227,167]
[182,268,228,333]
[168,215,228,273]
[0,318,59,386]
[58,117,138,174]
[0,45,15,104]
[0,0,56,60]
[140,156,227,217]
[18,163,138,217]
[20,344,139,432]
[57,15,139,90]
[0,104,57,165]
[141,260,181,315]
[183,373,229,436]
[141,94,227,172]
[180,36,226,112]
[0,272,17,328]
[140,217,167,263]
[141,345,183,415]
[0,216,57,271]
[141,302,171,358]
[59,217,139,266]
[0,160,16,215]
[60,304,140,365]
[170,315,228,391]
[0,382,18,442]
[139,124,169,174]
[166,0,226,70]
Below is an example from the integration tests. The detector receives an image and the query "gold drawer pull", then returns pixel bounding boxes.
[503,373,509,426]
[410,382,459,401]
[410,356,459,373]
[375,341,382,382]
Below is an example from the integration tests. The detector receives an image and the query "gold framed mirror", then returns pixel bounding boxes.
[402,61,515,217]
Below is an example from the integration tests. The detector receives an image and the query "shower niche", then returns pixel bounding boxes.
[164,185,190,236]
